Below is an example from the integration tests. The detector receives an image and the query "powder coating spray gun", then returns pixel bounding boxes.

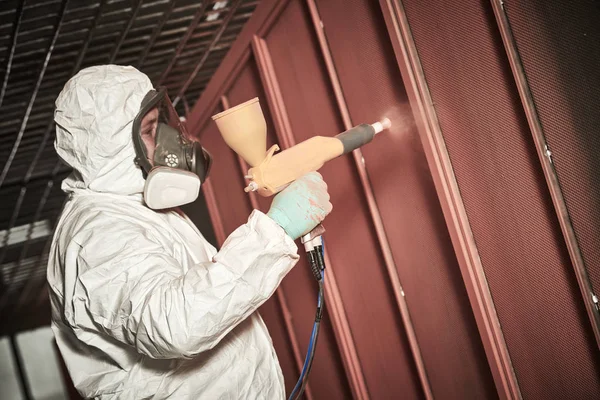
[212,98,390,399]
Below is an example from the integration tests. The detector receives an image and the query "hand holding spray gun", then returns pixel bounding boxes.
[211,98,390,399]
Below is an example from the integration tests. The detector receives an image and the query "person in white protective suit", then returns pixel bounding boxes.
[47,65,332,399]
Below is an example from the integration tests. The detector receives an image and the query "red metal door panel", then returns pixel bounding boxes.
[314,0,497,398]
[265,1,423,398]
[224,60,353,400]
[400,0,600,398]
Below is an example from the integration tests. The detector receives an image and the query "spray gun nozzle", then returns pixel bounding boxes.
[371,117,392,135]
[381,117,392,130]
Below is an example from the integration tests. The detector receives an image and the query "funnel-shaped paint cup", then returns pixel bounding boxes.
[212,98,267,167]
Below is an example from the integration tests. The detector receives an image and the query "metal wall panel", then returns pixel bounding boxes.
[188,0,600,398]
[501,0,600,337]
[314,0,497,398]
[399,0,600,398]
[264,1,423,398]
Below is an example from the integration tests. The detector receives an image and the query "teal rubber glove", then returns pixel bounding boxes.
[267,172,333,240]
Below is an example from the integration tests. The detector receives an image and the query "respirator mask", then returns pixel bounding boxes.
[132,87,212,210]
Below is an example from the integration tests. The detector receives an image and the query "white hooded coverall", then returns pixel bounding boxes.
[48,65,299,399]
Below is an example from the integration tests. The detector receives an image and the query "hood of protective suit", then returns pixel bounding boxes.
[54,65,154,196]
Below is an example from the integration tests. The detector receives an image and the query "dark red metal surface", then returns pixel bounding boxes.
[378,1,519,395]
[489,0,600,346]
[400,0,600,398]
[501,0,600,340]
[265,1,424,398]
[314,0,498,399]
[188,0,600,398]
[305,2,433,395]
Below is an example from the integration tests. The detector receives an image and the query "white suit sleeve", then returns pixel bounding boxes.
[66,210,299,359]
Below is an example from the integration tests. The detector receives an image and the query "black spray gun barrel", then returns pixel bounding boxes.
[336,118,391,154]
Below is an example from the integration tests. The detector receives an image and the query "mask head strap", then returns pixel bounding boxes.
[132,88,167,175]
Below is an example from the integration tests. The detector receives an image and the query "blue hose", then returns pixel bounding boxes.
[288,241,325,400]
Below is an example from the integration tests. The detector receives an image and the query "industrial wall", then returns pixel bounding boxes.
[187,0,600,399]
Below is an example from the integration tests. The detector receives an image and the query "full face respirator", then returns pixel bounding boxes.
[132,87,212,209]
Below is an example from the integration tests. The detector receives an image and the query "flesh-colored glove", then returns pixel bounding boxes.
[267,172,333,240]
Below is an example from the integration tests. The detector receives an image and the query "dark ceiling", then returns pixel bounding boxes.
[0,0,258,335]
